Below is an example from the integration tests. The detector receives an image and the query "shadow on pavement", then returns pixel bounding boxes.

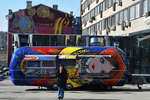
[64,98,120,100]
[25,84,150,92]
[0,75,8,81]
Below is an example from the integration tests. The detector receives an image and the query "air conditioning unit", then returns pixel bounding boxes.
[89,18,93,23]
[125,21,131,27]
[111,26,116,31]
[146,11,150,17]
[121,22,125,30]
[113,3,116,11]
[88,5,90,10]
[96,0,99,3]
[84,22,87,26]
[106,27,110,33]
[81,11,83,15]
[118,0,122,6]
[100,11,103,18]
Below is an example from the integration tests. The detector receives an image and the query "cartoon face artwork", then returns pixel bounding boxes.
[85,57,115,74]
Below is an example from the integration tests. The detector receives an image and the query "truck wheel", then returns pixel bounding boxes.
[52,84,58,90]
[107,86,112,90]
[66,83,73,90]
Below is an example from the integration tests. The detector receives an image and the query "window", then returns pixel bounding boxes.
[111,15,116,26]
[148,0,150,11]
[26,61,40,67]
[99,21,102,32]
[97,6,100,15]
[113,0,116,4]
[108,17,112,28]
[108,0,113,8]
[90,9,95,18]
[105,18,109,29]
[91,25,94,35]
[102,1,106,11]
[97,22,100,34]
[90,26,94,35]
[120,11,124,23]
[99,3,103,12]
[89,26,91,35]
[87,27,90,35]
[42,61,56,67]
[105,0,109,9]
[130,6,135,20]
[102,20,105,30]
[95,6,99,16]
[143,0,148,16]
[124,9,128,22]
[115,13,120,25]
[87,13,90,22]
[94,24,97,35]
[135,3,140,18]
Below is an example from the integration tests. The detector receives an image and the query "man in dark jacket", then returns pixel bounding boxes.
[57,64,68,100]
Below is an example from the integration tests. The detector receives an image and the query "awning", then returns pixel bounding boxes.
[138,35,150,42]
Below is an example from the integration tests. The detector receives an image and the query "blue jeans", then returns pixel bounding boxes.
[58,87,64,99]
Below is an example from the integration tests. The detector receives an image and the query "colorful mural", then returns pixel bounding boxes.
[9,5,73,34]
[10,11,34,33]
[10,46,128,88]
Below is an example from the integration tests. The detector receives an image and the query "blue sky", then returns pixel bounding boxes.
[0,0,80,32]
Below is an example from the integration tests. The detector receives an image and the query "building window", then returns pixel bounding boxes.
[105,18,108,29]
[99,3,103,12]
[124,9,128,22]
[94,24,97,35]
[95,6,99,16]
[116,13,120,25]
[82,29,86,35]
[90,9,95,18]
[96,22,99,34]
[111,15,116,27]
[105,0,108,9]
[108,17,112,28]
[91,25,94,35]
[87,27,90,35]
[130,6,135,20]
[97,6,100,15]
[135,3,140,18]
[102,20,106,30]
[102,1,105,11]
[108,0,112,8]
[148,0,150,11]
[99,21,102,32]
[113,0,116,4]
[89,26,91,35]
[120,11,124,23]
[143,0,148,16]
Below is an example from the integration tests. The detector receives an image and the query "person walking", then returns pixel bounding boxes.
[56,64,68,100]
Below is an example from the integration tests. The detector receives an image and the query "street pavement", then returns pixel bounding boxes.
[0,77,150,100]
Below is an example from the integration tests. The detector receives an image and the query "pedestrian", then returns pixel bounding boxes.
[56,64,68,100]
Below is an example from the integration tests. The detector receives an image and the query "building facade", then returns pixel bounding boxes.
[81,0,150,83]
[81,0,150,36]
[8,4,73,34]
